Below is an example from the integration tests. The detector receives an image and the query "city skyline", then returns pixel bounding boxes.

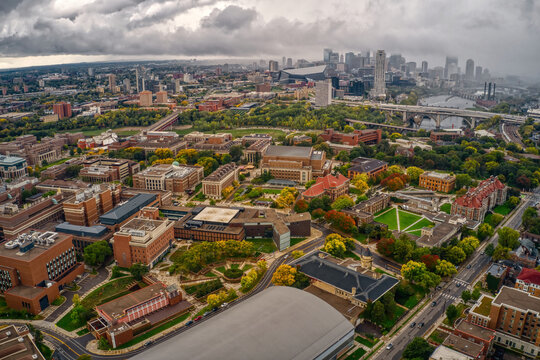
[0,0,539,79]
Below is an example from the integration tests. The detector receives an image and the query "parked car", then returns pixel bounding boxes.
[431,301,437,307]
[144,341,153,347]
[456,283,461,288]
[203,311,211,317]
[185,320,194,326]
[418,322,425,328]
[386,343,393,350]
[410,322,416,328]
[221,302,229,308]
[466,264,472,269]
[194,316,202,322]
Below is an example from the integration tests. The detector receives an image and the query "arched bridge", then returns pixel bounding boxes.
[333,100,526,129]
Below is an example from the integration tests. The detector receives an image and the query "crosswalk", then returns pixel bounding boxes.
[440,293,459,301]
[453,279,469,287]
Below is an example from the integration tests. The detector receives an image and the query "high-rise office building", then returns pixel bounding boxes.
[156,91,168,104]
[282,56,286,66]
[388,54,405,70]
[123,79,131,93]
[108,74,116,93]
[345,52,355,67]
[371,50,386,98]
[323,48,332,63]
[269,60,279,72]
[88,68,94,76]
[421,61,428,73]
[287,58,293,68]
[475,66,483,81]
[135,68,140,93]
[139,91,153,107]
[315,80,332,107]
[465,59,475,80]
[53,102,72,120]
[444,56,458,79]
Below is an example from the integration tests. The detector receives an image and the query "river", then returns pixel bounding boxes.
[417,95,476,130]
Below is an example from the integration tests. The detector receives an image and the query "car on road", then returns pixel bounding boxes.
[456,283,461,287]
[185,320,194,326]
[144,341,154,347]
[410,322,416,328]
[221,302,229,308]
[466,264,471,269]
[431,301,437,307]
[194,316,202,322]
[203,311,211,317]
[386,343,393,350]
[418,322,425,328]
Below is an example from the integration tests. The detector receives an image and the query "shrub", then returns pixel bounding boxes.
[223,268,244,279]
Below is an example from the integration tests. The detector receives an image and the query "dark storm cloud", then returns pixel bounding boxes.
[0,0,538,76]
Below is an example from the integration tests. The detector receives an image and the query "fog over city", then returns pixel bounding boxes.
[0,0,539,78]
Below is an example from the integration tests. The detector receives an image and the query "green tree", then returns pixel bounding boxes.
[331,195,354,211]
[435,259,457,277]
[492,245,511,261]
[446,304,460,326]
[497,227,520,250]
[370,301,386,325]
[471,287,481,300]
[65,164,83,178]
[447,246,466,265]
[403,337,433,360]
[485,243,495,257]
[129,263,149,281]
[455,173,473,190]
[401,261,427,283]
[229,145,244,162]
[406,166,424,184]
[83,240,112,266]
[461,290,472,302]
[458,236,480,256]
[477,223,494,241]
[486,273,500,292]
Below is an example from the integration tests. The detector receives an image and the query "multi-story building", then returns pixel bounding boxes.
[156,91,168,104]
[343,193,390,225]
[133,164,203,195]
[0,231,84,314]
[371,50,386,98]
[89,282,189,348]
[515,268,540,298]
[468,286,540,356]
[52,102,72,119]
[0,154,27,179]
[99,193,159,231]
[301,173,349,201]
[430,131,461,142]
[127,132,187,156]
[80,157,140,183]
[451,176,507,222]
[55,222,111,252]
[314,80,332,107]
[202,163,237,199]
[63,184,121,226]
[112,207,174,268]
[0,194,65,240]
[0,325,47,360]
[261,145,331,184]
[419,171,456,193]
[319,129,382,146]
[139,91,152,106]
[0,134,77,167]
[347,157,388,179]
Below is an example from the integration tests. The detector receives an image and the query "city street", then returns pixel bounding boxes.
[373,189,540,360]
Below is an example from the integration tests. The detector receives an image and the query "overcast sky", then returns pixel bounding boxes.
[0,0,539,78]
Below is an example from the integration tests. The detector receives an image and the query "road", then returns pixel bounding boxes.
[375,189,540,360]
[501,123,524,146]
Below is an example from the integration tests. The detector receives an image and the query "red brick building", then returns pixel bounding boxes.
[63,184,120,226]
[52,102,72,120]
[0,231,84,314]
[451,176,507,222]
[301,173,350,201]
[515,268,540,298]
[319,128,382,146]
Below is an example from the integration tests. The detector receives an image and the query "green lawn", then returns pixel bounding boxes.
[170,247,187,263]
[115,312,191,349]
[242,264,253,271]
[355,336,379,348]
[355,233,368,244]
[405,218,434,232]
[407,230,422,237]
[493,204,511,215]
[262,188,281,194]
[398,210,422,230]
[230,264,240,269]
[56,312,87,332]
[290,237,307,246]
[345,347,367,360]
[215,266,226,273]
[344,250,360,260]
[374,208,398,230]
[76,328,90,336]
[374,207,391,216]
[380,306,406,331]
[428,329,449,344]
[116,130,140,136]
[205,271,217,277]
[246,238,277,253]
[440,203,452,214]
[51,296,66,306]
[402,295,421,309]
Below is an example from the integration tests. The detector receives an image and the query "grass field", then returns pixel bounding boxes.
[374,208,398,230]
[493,203,511,215]
[290,237,307,246]
[398,210,422,230]
[407,230,422,237]
[345,347,367,360]
[405,218,434,232]
[246,238,277,253]
[440,203,452,214]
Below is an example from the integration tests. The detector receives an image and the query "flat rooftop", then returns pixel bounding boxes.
[0,325,45,360]
[442,334,483,358]
[0,232,71,262]
[139,164,199,178]
[192,207,240,224]
[422,171,455,180]
[97,283,167,320]
[455,321,494,342]
[493,286,540,313]
[130,286,353,360]
[264,145,312,158]
[120,218,163,235]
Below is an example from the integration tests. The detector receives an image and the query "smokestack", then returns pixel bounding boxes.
[483,82,487,99]
[488,83,492,100]
[492,83,496,100]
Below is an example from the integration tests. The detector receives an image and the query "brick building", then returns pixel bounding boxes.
[0,134,80,166]
[63,184,121,226]
[55,222,111,252]
[202,163,237,199]
[451,320,495,360]
[129,131,187,155]
[99,193,159,231]
[0,231,84,314]
[80,157,140,183]
[430,131,461,142]
[0,325,46,360]
[468,287,540,356]
[343,193,390,225]
[419,171,456,193]
[261,145,331,184]
[112,207,174,268]
[301,173,349,201]
[133,164,203,195]
[52,102,72,119]
[347,157,388,179]
[0,154,28,180]
[515,268,540,297]
[451,176,507,222]
[319,128,382,146]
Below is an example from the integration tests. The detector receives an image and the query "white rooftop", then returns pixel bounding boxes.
[192,207,240,224]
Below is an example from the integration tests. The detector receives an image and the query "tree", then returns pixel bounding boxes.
[477,223,494,241]
[275,187,298,208]
[335,150,350,162]
[65,164,83,178]
[98,337,111,350]
[401,261,427,283]
[406,166,424,184]
[498,227,520,250]
[461,290,472,302]
[487,213,504,227]
[294,199,309,213]
[446,304,460,326]
[403,337,433,360]
[435,259,457,277]
[129,263,149,281]
[323,239,347,258]
[420,254,439,271]
[72,293,80,306]
[155,148,173,159]
[455,173,473,190]
[83,240,112,266]
[485,243,495,257]
[486,273,500,292]
[446,246,466,265]
[471,287,481,300]
[229,145,244,162]
[507,196,520,209]
[458,236,480,256]
[492,245,511,261]
[196,156,219,176]
[370,301,386,325]
[331,195,354,211]
[271,265,297,286]
[291,250,304,259]
[376,238,395,257]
